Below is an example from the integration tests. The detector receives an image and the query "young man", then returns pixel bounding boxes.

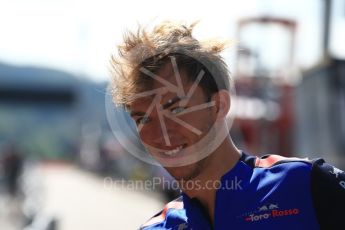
[110,21,345,229]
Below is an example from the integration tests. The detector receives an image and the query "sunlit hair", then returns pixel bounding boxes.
[110,21,231,107]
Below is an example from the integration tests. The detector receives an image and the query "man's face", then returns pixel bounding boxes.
[129,63,218,181]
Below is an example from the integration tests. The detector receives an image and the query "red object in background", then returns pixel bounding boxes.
[232,16,297,157]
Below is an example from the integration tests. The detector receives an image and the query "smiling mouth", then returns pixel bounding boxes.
[160,144,188,157]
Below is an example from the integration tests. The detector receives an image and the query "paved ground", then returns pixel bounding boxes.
[40,163,165,230]
[1,162,165,230]
[0,192,23,230]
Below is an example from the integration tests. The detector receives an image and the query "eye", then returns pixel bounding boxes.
[136,116,150,125]
[170,107,186,114]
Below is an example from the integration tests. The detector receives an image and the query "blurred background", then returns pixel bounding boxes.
[0,0,344,229]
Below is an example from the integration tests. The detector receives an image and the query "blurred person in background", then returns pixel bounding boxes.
[110,21,345,229]
[1,142,23,197]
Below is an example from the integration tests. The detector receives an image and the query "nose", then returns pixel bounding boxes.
[140,113,180,147]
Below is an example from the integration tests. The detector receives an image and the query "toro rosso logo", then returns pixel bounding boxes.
[244,203,300,222]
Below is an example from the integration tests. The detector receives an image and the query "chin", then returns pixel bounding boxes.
[165,163,201,181]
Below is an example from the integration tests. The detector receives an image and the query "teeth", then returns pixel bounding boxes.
[164,145,183,156]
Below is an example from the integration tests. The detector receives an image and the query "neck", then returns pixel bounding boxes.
[180,135,241,224]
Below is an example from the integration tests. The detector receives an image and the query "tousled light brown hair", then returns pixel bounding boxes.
[110,21,231,107]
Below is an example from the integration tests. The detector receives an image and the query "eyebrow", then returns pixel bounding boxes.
[130,96,188,117]
[130,111,146,117]
[129,94,156,117]
[162,96,182,110]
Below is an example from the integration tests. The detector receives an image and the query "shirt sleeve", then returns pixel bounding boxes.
[310,158,345,229]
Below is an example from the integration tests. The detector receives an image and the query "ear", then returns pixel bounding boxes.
[212,90,231,120]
